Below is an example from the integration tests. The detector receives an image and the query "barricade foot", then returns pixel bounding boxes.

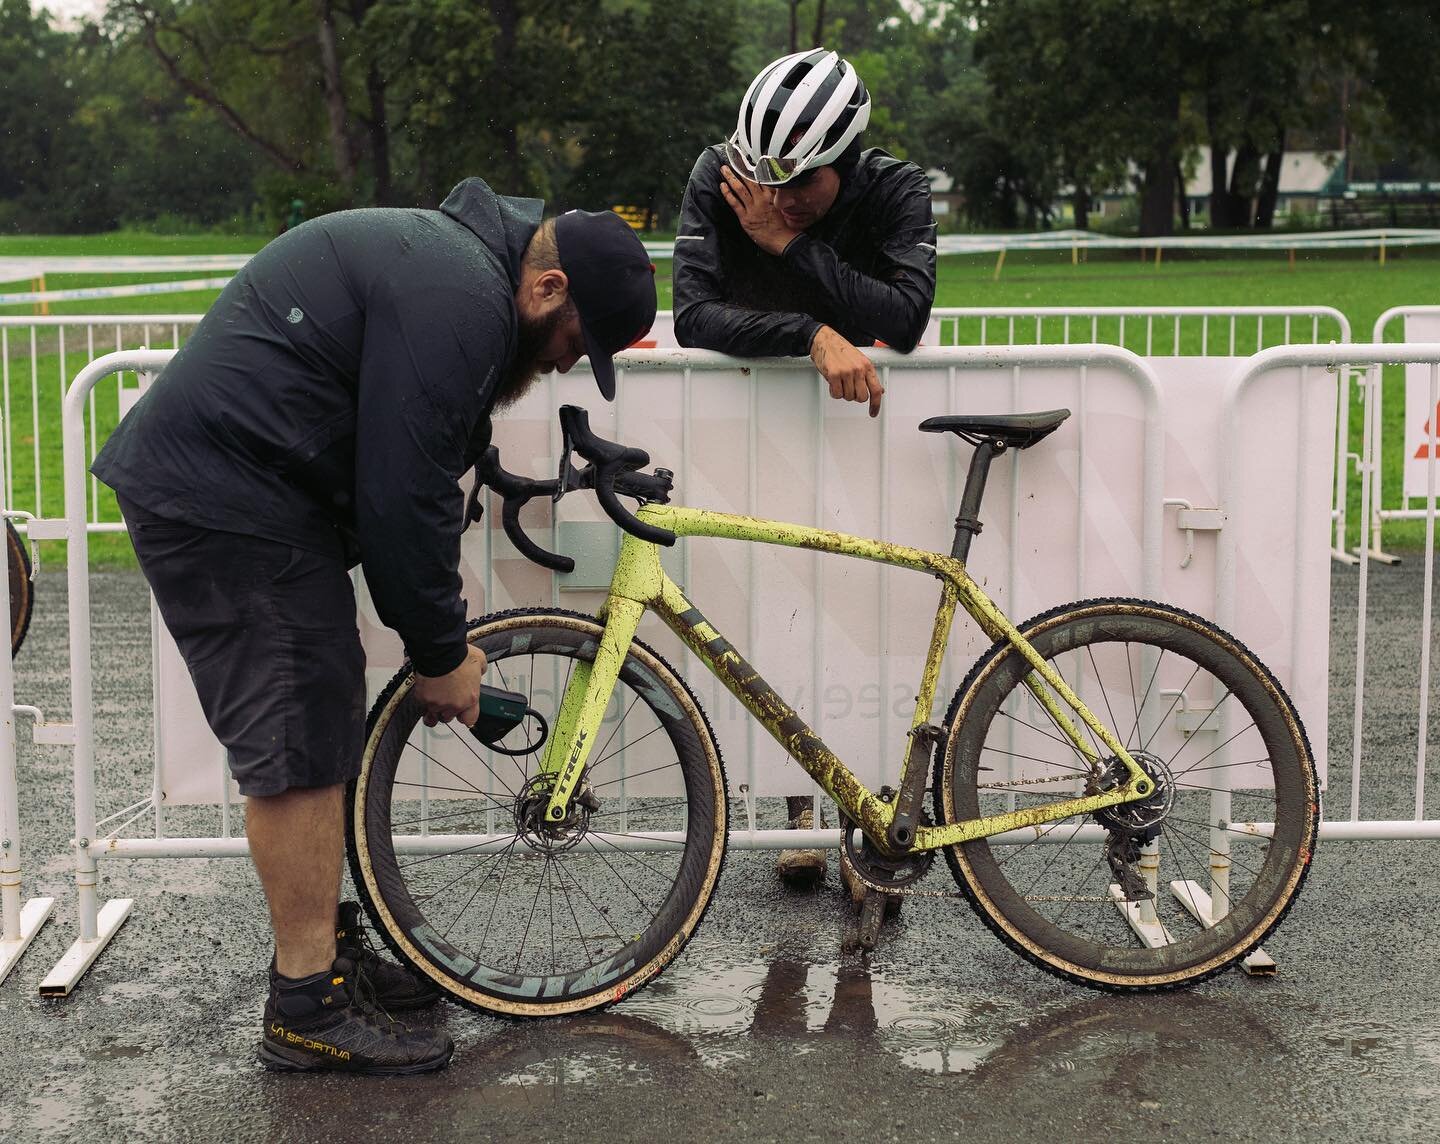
[38,898,132,996]
[0,896,55,985]
[1350,546,1401,565]
[1329,548,1360,566]
[1169,879,1276,976]
[1108,883,1176,948]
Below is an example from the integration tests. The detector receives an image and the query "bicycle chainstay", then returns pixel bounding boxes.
[844,772,1142,904]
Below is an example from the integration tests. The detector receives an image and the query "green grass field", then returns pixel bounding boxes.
[3,234,1436,566]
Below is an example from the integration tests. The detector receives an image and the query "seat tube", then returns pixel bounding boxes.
[952,441,1000,563]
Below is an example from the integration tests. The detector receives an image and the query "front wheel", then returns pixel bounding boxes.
[348,608,728,1017]
[935,598,1318,991]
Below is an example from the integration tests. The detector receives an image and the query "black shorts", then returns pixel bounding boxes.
[119,496,366,798]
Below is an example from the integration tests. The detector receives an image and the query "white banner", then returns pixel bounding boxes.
[150,352,1332,803]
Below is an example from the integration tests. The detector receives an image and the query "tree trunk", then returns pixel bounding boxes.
[812,0,827,47]
[1175,160,1190,230]
[313,0,356,195]
[1255,130,1286,229]
[1228,140,1260,227]
[1137,88,1181,237]
[788,0,800,54]
[1072,186,1090,231]
[1208,139,1245,229]
[365,61,392,205]
[490,0,522,191]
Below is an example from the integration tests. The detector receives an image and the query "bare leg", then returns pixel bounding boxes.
[246,784,344,979]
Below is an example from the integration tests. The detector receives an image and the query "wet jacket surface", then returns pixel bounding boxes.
[92,178,541,676]
[672,146,937,357]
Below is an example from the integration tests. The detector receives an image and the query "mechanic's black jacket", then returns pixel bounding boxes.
[91,178,539,677]
[672,146,937,357]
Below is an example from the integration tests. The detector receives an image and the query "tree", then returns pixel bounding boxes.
[570,0,738,225]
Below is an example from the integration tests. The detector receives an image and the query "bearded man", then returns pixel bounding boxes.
[91,177,656,1075]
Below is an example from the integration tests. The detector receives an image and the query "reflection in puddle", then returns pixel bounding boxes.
[622,953,1009,1075]
[1319,1024,1440,1093]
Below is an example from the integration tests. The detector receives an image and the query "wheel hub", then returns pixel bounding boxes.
[514,776,593,854]
[1091,749,1174,839]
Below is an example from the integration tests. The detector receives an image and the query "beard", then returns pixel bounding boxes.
[492,302,576,411]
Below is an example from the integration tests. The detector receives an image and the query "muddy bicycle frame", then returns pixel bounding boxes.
[535,499,1156,852]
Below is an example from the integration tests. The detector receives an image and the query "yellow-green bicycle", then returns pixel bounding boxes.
[347,405,1318,1017]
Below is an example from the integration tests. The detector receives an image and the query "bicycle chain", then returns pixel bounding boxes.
[847,775,1103,900]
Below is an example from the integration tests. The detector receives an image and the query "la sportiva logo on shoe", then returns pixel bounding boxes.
[268,1022,353,1061]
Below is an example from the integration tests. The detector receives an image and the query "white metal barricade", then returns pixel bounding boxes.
[1237,344,1440,838]
[19,341,1398,993]
[33,345,1169,988]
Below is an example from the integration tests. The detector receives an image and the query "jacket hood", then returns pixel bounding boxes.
[439,177,544,287]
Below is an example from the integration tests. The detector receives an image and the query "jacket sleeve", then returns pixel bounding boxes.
[672,150,823,358]
[779,165,937,352]
[353,281,506,677]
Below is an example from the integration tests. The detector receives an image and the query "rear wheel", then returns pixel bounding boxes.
[935,598,1318,990]
[348,608,728,1017]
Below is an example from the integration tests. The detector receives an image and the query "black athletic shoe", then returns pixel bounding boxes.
[260,957,453,1076]
[335,901,442,1012]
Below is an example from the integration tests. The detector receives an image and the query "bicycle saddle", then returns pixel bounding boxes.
[918,409,1070,450]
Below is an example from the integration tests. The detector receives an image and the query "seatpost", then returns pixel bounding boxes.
[951,439,1002,563]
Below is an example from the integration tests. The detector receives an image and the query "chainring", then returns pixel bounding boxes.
[839,808,936,894]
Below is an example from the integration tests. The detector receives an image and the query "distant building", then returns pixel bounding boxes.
[1091,148,1345,224]
[926,167,963,218]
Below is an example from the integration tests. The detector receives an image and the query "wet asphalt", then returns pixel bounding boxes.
[0,563,1437,1142]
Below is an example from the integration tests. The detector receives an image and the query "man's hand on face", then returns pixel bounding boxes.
[811,326,883,417]
[719,165,801,256]
[414,643,487,728]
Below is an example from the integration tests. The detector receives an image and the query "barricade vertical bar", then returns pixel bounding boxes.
[0,454,53,982]
[879,366,892,771]
[29,329,40,518]
[1333,363,1355,561]
[746,371,758,801]
[2,328,12,510]
[38,353,158,994]
[87,326,98,521]
[811,373,825,824]
[1292,365,1313,683]
[1353,364,1378,820]
[148,592,165,839]
[1417,363,1438,819]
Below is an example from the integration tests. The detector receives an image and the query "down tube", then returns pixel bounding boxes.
[653,575,897,844]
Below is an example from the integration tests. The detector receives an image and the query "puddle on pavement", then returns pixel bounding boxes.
[457,951,1016,1095]
[622,953,1011,1075]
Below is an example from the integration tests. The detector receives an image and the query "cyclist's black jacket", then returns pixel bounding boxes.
[92,178,539,677]
[672,146,937,356]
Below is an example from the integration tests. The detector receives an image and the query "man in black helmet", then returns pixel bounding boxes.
[673,48,936,894]
[92,180,656,1075]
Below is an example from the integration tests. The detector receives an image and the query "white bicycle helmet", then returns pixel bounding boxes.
[726,48,871,186]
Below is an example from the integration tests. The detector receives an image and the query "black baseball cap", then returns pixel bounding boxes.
[554,209,657,400]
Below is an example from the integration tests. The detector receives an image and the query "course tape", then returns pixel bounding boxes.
[0,277,234,305]
[3,225,1437,286]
